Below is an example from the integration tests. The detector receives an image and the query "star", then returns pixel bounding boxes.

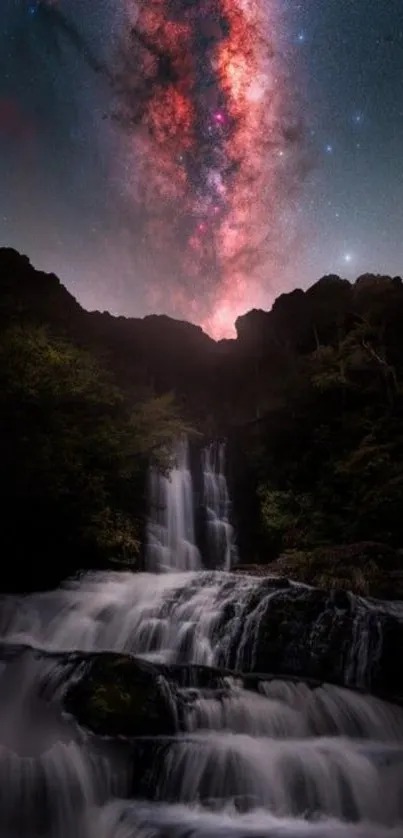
[2,0,402,336]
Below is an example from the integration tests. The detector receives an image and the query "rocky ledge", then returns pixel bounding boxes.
[236,542,403,600]
[63,651,403,741]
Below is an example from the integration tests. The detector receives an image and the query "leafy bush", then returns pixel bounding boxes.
[0,325,184,588]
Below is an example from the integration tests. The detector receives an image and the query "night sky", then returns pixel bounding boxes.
[1,0,402,337]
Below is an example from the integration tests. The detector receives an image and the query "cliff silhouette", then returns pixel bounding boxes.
[1,247,403,595]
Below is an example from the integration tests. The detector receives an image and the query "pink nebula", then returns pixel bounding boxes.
[118,0,299,338]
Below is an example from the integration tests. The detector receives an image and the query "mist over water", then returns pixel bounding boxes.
[0,442,402,837]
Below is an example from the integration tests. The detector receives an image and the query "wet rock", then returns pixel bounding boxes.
[251,587,350,681]
[63,652,248,740]
[370,615,403,698]
[64,654,178,738]
[249,585,403,702]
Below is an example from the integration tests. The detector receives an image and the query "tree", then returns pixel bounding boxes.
[0,325,184,590]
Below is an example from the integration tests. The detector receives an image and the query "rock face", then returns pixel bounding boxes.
[251,586,403,701]
[62,649,403,750]
[4,249,402,430]
[58,583,403,736]
[64,654,178,737]
[2,631,403,752]
[2,248,403,578]
[5,575,403,712]
[0,248,219,415]
[64,653,255,739]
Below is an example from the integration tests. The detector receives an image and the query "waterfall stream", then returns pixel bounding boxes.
[146,437,236,572]
[0,569,402,837]
[202,441,237,571]
[146,437,202,572]
[0,437,402,837]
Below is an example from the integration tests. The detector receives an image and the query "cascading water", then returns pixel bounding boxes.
[146,436,202,572]
[1,438,403,837]
[146,436,237,572]
[202,441,237,570]
[0,570,403,837]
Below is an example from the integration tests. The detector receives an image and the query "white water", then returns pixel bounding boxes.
[3,570,397,684]
[146,437,236,573]
[202,441,237,570]
[146,437,202,572]
[0,570,403,836]
[0,571,275,665]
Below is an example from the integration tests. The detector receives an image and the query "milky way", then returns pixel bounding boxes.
[1,0,308,337]
[113,0,307,336]
[2,0,402,336]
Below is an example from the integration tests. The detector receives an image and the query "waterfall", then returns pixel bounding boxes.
[146,436,202,572]
[202,441,237,571]
[1,523,403,836]
[0,571,403,837]
[3,571,402,683]
[146,437,237,572]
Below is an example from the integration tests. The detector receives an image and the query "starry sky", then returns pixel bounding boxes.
[288,0,403,289]
[1,0,402,337]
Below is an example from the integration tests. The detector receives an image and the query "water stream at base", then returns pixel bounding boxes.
[0,569,402,837]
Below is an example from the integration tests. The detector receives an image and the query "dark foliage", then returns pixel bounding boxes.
[0,250,185,591]
[1,248,403,594]
[233,275,403,557]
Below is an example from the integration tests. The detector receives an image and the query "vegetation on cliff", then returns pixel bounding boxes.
[231,275,403,587]
[1,247,403,593]
[0,250,186,590]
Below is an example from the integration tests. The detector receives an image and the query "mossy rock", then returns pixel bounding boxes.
[270,542,403,599]
[64,653,177,737]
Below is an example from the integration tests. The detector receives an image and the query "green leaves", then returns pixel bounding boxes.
[129,392,190,467]
[250,276,403,569]
[0,324,184,586]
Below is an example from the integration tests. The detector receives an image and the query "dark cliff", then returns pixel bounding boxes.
[1,248,403,592]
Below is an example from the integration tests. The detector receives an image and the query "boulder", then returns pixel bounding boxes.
[63,641,403,745]
[64,653,178,737]
[248,584,403,703]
